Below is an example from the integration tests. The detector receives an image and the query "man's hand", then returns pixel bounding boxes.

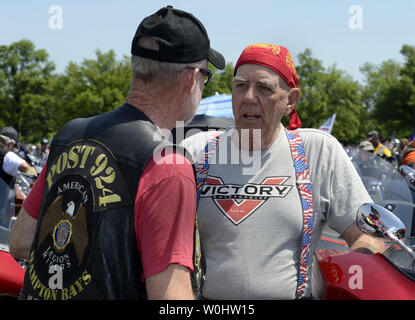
[18,161,37,176]
[342,222,388,254]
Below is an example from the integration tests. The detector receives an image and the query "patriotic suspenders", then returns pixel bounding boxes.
[285,129,314,299]
[194,129,314,299]
[193,132,222,298]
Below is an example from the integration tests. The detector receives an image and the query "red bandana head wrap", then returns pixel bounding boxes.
[234,43,302,129]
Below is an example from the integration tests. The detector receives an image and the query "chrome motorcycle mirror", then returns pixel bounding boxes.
[356,203,415,262]
[356,203,405,239]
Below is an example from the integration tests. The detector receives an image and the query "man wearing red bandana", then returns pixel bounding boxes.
[182,43,386,299]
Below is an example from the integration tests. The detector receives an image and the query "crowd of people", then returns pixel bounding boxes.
[0,127,50,169]
[0,6,412,301]
[358,129,415,168]
[0,126,39,186]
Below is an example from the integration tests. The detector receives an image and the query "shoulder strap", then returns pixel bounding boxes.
[285,129,314,299]
[195,133,222,202]
[192,132,222,298]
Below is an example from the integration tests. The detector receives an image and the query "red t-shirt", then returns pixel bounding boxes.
[23,151,196,280]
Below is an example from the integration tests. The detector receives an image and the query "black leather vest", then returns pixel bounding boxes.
[20,104,171,300]
[0,147,16,188]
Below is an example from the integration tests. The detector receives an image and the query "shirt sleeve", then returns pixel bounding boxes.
[326,139,373,234]
[3,151,24,176]
[134,151,196,280]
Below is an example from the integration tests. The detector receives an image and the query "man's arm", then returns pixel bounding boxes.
[146,264,195,300]
[18,161,37,176]
[342,222,387,254]
[9,207,37,260]
[136,151,197,300]
[2,151,37,176]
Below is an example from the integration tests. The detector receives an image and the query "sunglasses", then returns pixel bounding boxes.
[181,67,213,85]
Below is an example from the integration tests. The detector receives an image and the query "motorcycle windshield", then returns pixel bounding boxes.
[345,147,415,237]
[0,178,16,252]
[383,236,415,278]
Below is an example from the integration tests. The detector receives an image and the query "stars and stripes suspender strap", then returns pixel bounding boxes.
[192,132,222,298]
[193,129,314,299]
[195,133,222,203]
[285,128,314,299]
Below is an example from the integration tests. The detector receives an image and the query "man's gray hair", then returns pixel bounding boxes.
[131,37,204,85]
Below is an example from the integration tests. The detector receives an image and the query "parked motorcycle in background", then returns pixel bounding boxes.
[399,165,415,201]
[346,147,415,237]
[0,150,42,299]
[0,178,26,299]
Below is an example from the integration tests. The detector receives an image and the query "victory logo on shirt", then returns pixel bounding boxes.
[200,176,293,225]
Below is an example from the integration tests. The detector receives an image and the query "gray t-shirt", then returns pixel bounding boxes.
[181,127,372,299]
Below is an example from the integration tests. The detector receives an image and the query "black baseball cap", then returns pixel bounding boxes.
[0,126,18,143]
[131,6,225,70]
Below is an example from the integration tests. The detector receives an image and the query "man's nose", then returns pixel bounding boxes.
[243,85,258,103]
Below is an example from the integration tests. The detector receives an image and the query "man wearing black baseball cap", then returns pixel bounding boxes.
[0,126,37,188]
[10,6,224,300]
[1,126,18,145]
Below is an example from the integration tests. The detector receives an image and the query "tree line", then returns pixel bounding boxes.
[1,39,414,145]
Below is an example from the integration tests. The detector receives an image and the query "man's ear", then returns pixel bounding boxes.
[181,68,198,94]
[284,88,301,116]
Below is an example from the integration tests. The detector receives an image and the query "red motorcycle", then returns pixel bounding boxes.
[313,203,415,299]
[314,148,415,300]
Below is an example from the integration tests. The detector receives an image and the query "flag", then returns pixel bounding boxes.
[318,113,337,134]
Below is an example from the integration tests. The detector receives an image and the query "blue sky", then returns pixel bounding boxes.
[1,0,414,83]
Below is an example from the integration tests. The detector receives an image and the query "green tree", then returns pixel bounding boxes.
[294,49,365,144]
[51,50,131,132]
[294,49,328,128]
[202,62,234,98]
[360,59,401,139]
[361,45,415,139]
[0,39,56,142]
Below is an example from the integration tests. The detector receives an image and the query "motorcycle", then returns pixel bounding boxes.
[313,148,415,299]
[0,178,26,299]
